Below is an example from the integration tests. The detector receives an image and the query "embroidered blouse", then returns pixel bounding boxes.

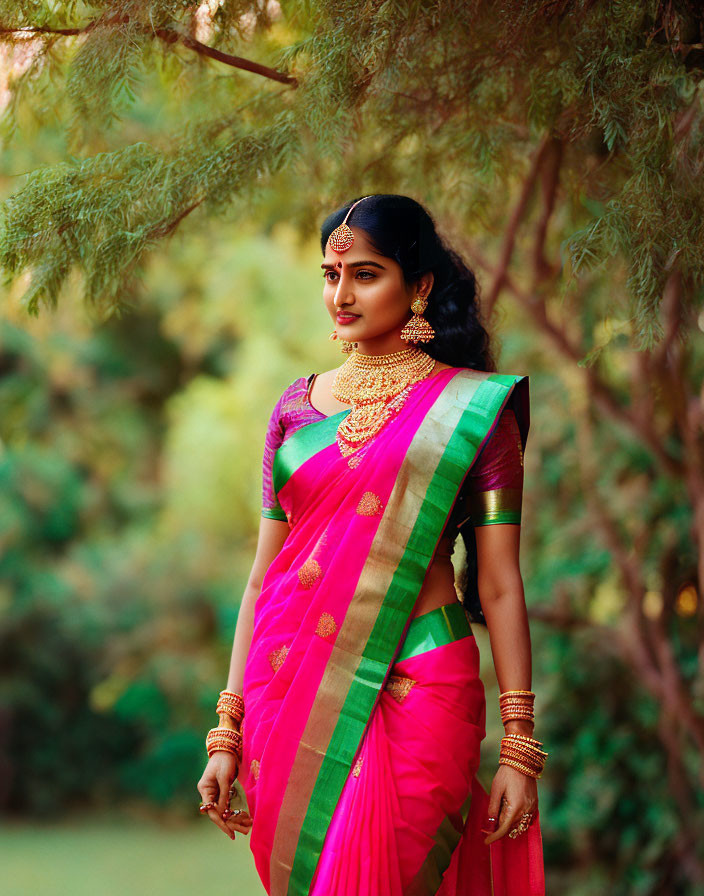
[261,374,524,536]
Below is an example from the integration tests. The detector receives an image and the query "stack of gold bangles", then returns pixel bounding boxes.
[497,689,548,839]
[200,690,247,816]
[205,689,245,759]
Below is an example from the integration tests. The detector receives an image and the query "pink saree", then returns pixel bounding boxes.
[240,366,545,896]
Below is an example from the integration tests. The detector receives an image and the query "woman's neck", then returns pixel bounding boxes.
[354,332,410,356]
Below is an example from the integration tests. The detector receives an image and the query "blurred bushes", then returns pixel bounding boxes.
[0,225,334,815]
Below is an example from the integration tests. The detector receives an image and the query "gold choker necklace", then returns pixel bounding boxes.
[331,347,437,457]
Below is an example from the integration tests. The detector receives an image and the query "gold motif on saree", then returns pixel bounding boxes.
[315,612,337,638]
[385,674,417,703]
[298,558,322,588]
[250,759,261,780]
[268,645,290,673]
[356,491,383,516]
[348,454,362,469]
[352,756,364,778]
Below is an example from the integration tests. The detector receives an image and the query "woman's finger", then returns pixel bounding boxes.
[198,784,235,837]
[482,781,504,836]
[197,768,221,805]
[206,807,237,839]
[484,796,521,845]
[224,812,253,836]
[216,770,235,815]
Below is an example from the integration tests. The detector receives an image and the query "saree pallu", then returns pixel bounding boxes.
[241,366,545,896]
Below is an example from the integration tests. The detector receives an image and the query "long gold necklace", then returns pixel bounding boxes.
[331,347,437,457]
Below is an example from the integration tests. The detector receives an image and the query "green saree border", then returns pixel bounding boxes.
[271,370,525,896]
[396,601,472,663]
[407,814,465,896]
[272,410,350,497]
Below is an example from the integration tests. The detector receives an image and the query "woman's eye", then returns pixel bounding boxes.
[324,270,375,282]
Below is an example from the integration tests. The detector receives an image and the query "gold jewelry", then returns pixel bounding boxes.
[400,292,435,344]
[509,812,534,838]
[499,689,535,725]
[327,196,374,253]
[499,732,548,779]
[328,330,357,354]
[206,726,243,759]
[331,347,436,457]
[199,800,216,814]
[216,691,245,725]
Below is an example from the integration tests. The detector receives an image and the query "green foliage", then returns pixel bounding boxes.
[0,220,340,816]
[535,625,700,896]
[0,0,703,343]
[1,3,704,893]
[0,110,300,317]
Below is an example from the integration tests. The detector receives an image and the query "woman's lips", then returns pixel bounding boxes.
[336,313,360,324]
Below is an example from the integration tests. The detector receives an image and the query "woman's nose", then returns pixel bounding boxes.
[333,273,355,307]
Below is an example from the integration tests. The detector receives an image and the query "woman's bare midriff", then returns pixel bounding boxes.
[410,534,460,620]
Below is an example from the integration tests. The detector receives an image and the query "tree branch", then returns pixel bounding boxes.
[462,243,685,479]
[153,27,297,86]
[482,134,553,317]
[0,22,298,86]
[531,136,563,284]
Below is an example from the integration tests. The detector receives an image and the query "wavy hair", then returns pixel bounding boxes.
[320,193,497,625]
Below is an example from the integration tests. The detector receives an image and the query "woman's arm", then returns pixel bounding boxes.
[197,515,289,840]
[475,523,533,735]
[475,522,539,844]
[225,516,291,694]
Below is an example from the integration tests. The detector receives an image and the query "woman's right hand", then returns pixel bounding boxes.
[197,752,253,840]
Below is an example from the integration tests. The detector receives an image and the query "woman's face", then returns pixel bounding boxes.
[321,226,432,353]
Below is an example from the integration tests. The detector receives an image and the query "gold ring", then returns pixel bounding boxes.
[508,814,533,838]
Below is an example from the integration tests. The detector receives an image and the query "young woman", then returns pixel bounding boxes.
[197,194,546,896]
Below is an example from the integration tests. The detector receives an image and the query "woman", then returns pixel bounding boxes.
[197,194,546,896]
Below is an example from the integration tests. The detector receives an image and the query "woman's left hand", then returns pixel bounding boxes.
[482,764,538,845]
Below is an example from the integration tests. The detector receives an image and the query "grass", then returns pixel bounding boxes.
[1,810,267,896]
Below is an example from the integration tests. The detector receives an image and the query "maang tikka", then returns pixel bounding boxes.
[327,196,374,353]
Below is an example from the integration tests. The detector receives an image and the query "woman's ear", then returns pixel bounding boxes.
[417,271,434,296]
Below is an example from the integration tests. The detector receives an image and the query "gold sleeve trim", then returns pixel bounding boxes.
[465,487,522,526]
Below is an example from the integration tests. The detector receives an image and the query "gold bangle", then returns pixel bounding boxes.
[502,732,545,747]
[500,743,545,760]
[216,692,245,724]
[206,726,243,759]
[499,758,542,779]
[499,749,544,771]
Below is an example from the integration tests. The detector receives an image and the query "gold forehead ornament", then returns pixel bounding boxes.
[327,195,374,253]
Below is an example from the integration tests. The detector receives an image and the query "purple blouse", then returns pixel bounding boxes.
[262,374,524,531]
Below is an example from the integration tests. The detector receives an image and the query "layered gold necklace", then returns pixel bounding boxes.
[331,347,437,457]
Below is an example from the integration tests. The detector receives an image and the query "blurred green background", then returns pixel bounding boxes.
[1,2,703,895]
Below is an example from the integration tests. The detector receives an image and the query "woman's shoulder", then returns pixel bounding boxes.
[275,374,313,415]
[452,364,528,380]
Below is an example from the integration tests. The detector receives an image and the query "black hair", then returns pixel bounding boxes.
[320,193,496,625]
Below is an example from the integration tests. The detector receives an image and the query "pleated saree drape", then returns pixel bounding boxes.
[241,366,544,896]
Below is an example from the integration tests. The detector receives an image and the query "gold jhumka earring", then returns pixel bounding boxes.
[327,195,374,353]
[399,291,436,344]
[329,331,357,353]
